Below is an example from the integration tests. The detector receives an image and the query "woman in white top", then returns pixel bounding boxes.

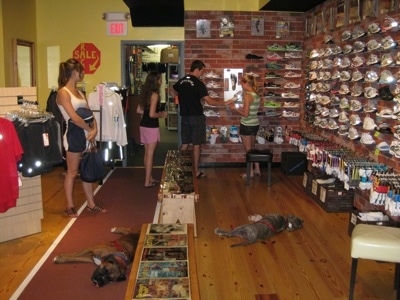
[56,58,106,217]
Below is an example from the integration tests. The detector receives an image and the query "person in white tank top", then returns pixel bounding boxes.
[56,58,106,217]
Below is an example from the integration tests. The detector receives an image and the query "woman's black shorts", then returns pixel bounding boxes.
[239,123,259,136]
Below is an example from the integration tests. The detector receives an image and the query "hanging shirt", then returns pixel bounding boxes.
[15,118,63,177]
[88,88,128,146]
[0,117,23,212]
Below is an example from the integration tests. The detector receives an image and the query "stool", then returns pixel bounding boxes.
[349,224,400,300]
[246,149,272,187]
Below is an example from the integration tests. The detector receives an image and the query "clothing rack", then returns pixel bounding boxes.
[88,83,128,167]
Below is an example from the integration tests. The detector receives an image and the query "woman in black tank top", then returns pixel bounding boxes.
[138,71,167,188]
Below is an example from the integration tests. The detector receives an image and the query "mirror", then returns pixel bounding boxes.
[13,39,36,87]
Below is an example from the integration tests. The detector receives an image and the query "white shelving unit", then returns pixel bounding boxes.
[166,63,179,130]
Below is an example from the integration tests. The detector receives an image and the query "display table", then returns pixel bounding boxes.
[124,223,199,300]
[156,150,199,236]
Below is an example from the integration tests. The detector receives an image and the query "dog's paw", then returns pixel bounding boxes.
[111,227,117,232]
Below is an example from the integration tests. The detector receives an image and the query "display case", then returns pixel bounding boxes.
[124,223,200,300]
[166,64,180,130]
[157,150,199,236]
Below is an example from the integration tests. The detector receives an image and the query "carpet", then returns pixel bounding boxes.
[14,167,162,300]
[127,122,178,167]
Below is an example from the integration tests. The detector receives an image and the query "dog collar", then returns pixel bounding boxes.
[113,252,129,272]
[111,240,126,252]
[109,241,129,271]
[257,218,289,232]
[257,220,278,233]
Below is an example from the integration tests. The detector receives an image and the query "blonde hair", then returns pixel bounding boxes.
[241,74,257,92]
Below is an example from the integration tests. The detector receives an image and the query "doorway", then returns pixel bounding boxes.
[120,41,184,166]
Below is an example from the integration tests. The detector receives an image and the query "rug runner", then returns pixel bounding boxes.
[16,167,161,300]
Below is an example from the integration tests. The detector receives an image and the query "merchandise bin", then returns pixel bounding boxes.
[156,150,199,236]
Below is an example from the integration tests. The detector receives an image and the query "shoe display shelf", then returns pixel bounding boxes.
[303,25,400,149]
[166,64,180,131]
[202,70,224,100]
[263,44,303,121]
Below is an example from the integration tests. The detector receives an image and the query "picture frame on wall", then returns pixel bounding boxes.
[305,18,309,37]
[219,17,234,38]
[196,19,211,38]
[322,7,333,32]
[315,11,324,35]
[251,17,264,36]
[379,0,395,14]
[307,16,316,36]
[360,0,377,20]
[223,68,243,101]
[349,0,361,24]
[276,21,289,38]
[335,0,347,28]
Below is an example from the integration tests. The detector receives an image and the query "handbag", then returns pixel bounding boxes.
[80,141,106,183]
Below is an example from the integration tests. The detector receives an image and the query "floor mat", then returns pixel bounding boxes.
[15,167,162,300]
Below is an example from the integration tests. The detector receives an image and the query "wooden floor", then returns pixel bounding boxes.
[0,166,397,299]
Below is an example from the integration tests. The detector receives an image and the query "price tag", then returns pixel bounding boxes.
[97,84,105,106]
[43,133,49,146]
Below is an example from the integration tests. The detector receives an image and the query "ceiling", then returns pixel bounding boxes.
[260,0,326,12]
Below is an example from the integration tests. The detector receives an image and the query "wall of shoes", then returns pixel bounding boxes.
[200,45,305,163]
[263,44,303,119]
[183,11,306,165]
[301,0,400,221]
[303,0,400,172]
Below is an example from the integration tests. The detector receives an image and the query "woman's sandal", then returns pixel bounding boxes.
[65,207,78,218]
[86,205,106,213]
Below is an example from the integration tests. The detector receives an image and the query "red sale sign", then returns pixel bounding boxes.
[72,43,101,74]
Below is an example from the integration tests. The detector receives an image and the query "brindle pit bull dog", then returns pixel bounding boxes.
[215,213,303,247]
[53,227,140,287]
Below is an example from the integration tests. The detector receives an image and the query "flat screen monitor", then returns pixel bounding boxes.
[123,0,184,27]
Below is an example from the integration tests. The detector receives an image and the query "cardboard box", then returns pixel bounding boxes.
[160,47,179,63]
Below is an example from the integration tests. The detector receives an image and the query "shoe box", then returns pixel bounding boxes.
[160,47,179,63]
[281,151,307,176]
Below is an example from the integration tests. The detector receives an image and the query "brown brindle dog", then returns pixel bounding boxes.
[53,227,140,287]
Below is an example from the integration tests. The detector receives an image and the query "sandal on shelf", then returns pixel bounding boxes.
[65,207,78,218]
[86,205,106,213]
